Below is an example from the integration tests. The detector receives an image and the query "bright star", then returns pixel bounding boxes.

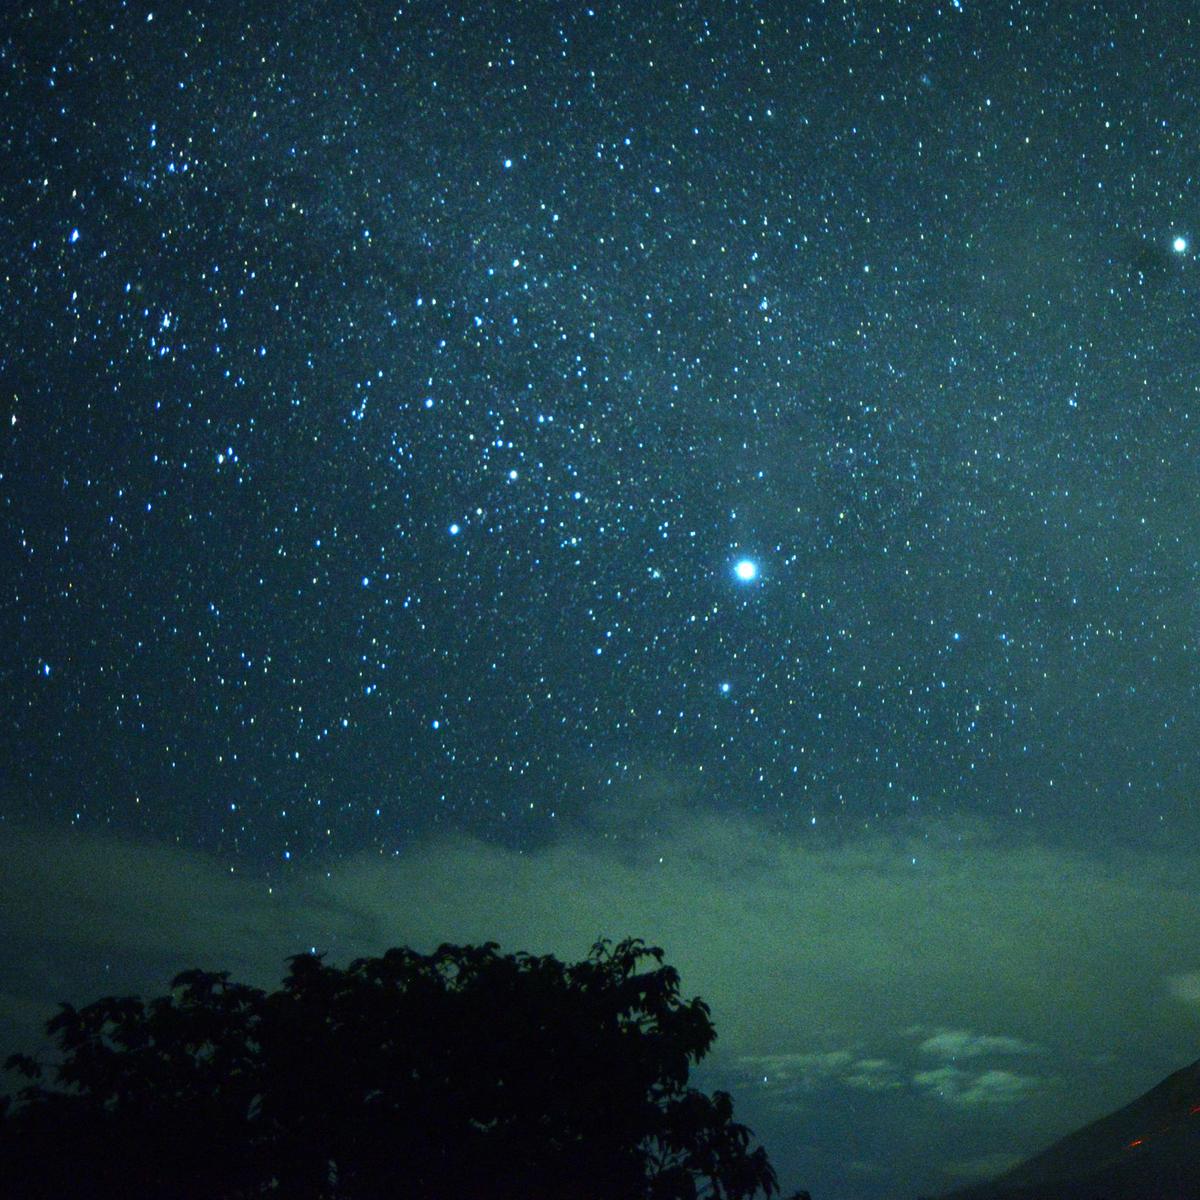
[733,558,759,582]
[1173,235,1189,254]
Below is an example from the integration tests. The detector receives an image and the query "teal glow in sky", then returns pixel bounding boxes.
[6,4,1200,1198]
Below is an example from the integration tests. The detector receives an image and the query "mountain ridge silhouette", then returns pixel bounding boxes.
[937,1056,1200,1200]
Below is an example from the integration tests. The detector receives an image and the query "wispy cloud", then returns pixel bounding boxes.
[5,807,1200,1198]
[916,1029,1039,1060]
[1166,971,1200,1004]
[913,1065,1040,1106]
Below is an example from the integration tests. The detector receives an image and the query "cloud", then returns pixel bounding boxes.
[734,1034,1037,1108]
[912,1066,962,1097]
[739,1050,856,1086]
[913,1065,1040,1107]
[843,1058,906,1093]
[1166,971,1200,1004]
[6,809,1200,1068]
[917,1029,1039,1060]
[735,1051,905,1096]
[904,1030,1042,1105]
[6,806,1200,1198]
[965,1069,1041,1105]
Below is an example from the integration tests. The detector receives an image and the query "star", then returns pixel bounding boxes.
[733,559,759,582]
[1173,235,1188,254]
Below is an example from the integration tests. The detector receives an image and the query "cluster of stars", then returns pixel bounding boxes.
[3,1,1199,870]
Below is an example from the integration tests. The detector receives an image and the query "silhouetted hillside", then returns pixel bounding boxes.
[939,1057,1200,1200]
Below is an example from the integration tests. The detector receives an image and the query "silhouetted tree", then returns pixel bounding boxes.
[1,938,792,1200]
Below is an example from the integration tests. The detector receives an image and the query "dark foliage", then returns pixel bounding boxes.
[0,937,792,1199]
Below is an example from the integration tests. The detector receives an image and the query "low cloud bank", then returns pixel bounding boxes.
[5,809,1200,1197]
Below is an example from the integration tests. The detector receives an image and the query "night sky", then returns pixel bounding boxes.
[4,3,1200,1197]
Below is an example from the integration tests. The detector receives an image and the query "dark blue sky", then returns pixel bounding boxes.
[4,3,1200,1196]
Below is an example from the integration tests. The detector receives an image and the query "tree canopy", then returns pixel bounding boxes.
[1,937,799,1199]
